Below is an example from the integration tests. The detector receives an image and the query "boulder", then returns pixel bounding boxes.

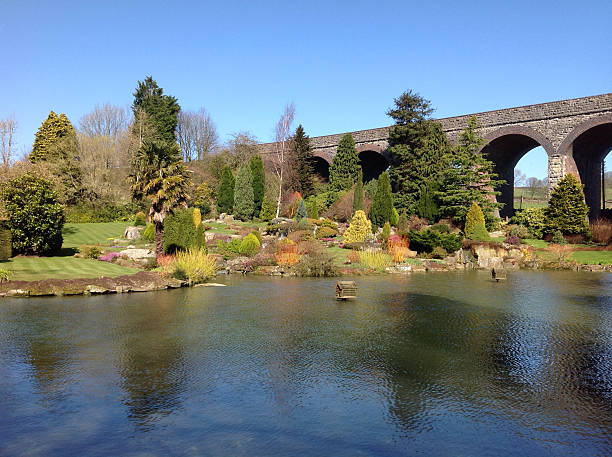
[120,248,155,262]
[124,226,144,240]
[7,289,29,297]
[271,217,294,224]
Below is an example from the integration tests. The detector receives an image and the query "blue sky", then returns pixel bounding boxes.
[2,0,610,179]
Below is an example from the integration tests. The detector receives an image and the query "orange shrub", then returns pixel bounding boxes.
[156,254,175,269]
[387,235,410,262]
[275,239,301,266]
[347,250,360,264]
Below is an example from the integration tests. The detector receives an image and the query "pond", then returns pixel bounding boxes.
[0,271,611,456]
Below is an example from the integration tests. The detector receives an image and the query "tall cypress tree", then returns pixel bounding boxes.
[217,166,235,214]
[233,163,254,220]
[437,116,504,225]
[329,133,360,192]
[250,155,265,217]
[353,169,364,213]
[369,171,393,229]
[293,125,315,196]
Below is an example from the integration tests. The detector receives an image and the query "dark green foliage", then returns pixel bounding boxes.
[386,91,451,214]
[430,223,450,233]
[329,134,360,192]
[544,174,590,236]
[233,163,254,221]
[431,246,448,259]
[511,208,546,239]
[551,230,566,244]
[30,111,77,162]
[217,166,235,214]
[464,202,486,239]
[306,196,319,219]
[163,208,204,253]
[293,125,315,197]
[216,239,242,257]
[509,225,530,239]
[142,223,155,241]
[416,180,439,222]
[353,169,364,213]
[64,201,147,223]
[369,171,393,229]
[409,229,462,254]
[0,223,11,260]
[437,117,504,224]
[195,223,207,253]
[250,155,265,216]
[1,175,64,255]
[364,179,377,199]
[132,76,180,144]
[260,196,276,221]
[382,222,391,246]
[133,212,147,226]
[296,199,308,222]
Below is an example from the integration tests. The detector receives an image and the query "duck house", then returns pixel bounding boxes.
[336,281,357,300]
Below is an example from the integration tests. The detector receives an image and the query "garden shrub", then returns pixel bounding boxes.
[142,223,155,242]
[275,239,300,266]
[99,251,121,262]
[382,221,391,246]
[195,223,207,253]
[591,218,612,244]
[82,245,102,259]
[544,174,590,236]
[509,225,530,239]
[387,235,410,262]
[295,199,308,222]
[163,208,205,254]
[239,233,261,256]
[551,230,566,244]
[430,223,450,233]
[464,202,486,239]
[0,267,12,282]
[504,235,520,245]
[293,244,337,277]
[470,222,490,241]
[165,247,217,283]
[1,174,64,255]
[260,197,276,221]
[512,208,546,239]
[306,196,319,219]
[342,241,367,251]
[288,230,314,243]
[249,230,263,243]
[359,249,392,271]
[409,229,462,254]
[316,226,338,239]
[323,190,353,222]
[390,207,399,227]
[369,171,393,229]
[0,223,11,260]
[192,208,202,228]
[343,210,372,243]
[133,211,147,226]
[431,246,448,259]
[65,201,145,223]
[233,163,255,221]
[216,238,242,257]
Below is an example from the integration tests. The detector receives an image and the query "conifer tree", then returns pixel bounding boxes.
[369,171,393,229]
[329,133,360,192]
[131,76,180,145]
[250,155,265,217]
[464,202,487,239]
[438,116,503,225]
[544,174,590,236]
[295,198,308,222]
[416,180,439,222]
[233,163,254,220]
[31,111,78,162]
[217,166,235,214]
[386,90,451,213]
[293,125,315,197]
[353,169,364,213]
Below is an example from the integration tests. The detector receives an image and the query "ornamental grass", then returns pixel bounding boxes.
[387,236,410,262]
[359,249,392,272]
[164,248,217,284]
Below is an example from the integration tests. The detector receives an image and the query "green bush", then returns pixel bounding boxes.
[1,174,64,255]
[512,208,546,239]
[249,230,263,243]
[133,211,147,226]
[409,229,462,254]
[82,245,102,259]
[239,233,261,256]
[217,238,242,257]
[295,199,308,222]
[464,202,486,239]
[544,174,590,236]
[470,223,490,241]
[260,196,276,221]
[142,223,155,242]
[0,225,11,260]
[65,202,145,223]
[293,245,337,277]
[343,210,372,243]
[0,267,12,282]
[382,221,391,245]
[163,208,205,254]
[509,225,530,239]
[431,246,448,259]
[430,223,450,233]
[316,226,338,239]
[551,230,566,244]
[166,247,217,284]
[359,249,392,271]
[390,207,399,227]
[369,172,393,229]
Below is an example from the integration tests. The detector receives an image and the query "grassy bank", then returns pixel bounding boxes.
[2,256,138,281]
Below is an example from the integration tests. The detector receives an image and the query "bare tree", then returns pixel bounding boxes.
[272,103,295,217]
[526,176,546,199]
[0,115,17,167]
[514,168,526,187]
[176,108,219,161]
[226,131,258,168]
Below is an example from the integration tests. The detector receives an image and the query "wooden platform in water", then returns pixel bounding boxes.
[336,281,357,300]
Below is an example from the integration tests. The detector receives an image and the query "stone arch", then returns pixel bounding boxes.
[312,154,331,182]
[557,114,612,218]
[356,145,390,182]
[480,126,555,218]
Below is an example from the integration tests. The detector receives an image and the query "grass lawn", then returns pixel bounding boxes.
[326,245,350,267]
[2,256,138,281]
[63,222,131,247]
[570,251,612,265]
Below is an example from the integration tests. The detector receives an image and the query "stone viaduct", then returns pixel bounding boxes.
[260,93,612,218]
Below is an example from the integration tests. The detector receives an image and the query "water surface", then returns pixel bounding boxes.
[1,271,611,456]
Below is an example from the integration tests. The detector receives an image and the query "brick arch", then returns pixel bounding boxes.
[557,113,612,157]
[480,125,555,157]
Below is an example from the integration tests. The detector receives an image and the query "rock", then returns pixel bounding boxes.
[120,248,155,262]
[7,289,29,297]
[194,282,227,287]
[124,226,144,240]
[271,217,294,224]
[85,284,109,294]
[218,213,227,220]
[205,232,216,241]
[406,250,417,258]
[489,230,505,238]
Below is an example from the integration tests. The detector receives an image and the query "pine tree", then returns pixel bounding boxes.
[329,133,360,192]
[250,155,265,217]
[438,116,504,225]
[464,202,487,239]
[369,171,393,229]
[131,76,180,145]
[233,164,254,220]
[416,180,439,222]
[293,125,315,196]
[295,199,308,222]
[217,166,235,214]
[386,90,451,214]
[544,174,590,236]
[353,169,364,213]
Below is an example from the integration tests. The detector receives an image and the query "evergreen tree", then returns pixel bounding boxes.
[250,155,265,217]
[369,171,393,229]
[438,116,504,225]
[353,169,364,213]
[293,125,315,196]
[544,174,590,236]
[386,90,451,214]
[131,76,180,145]
[416,180,439,222]
[464,202,486,239]
[329,133,360,192]
[216,166,235,214]
[295,198,308,221]
[233,163,255,221]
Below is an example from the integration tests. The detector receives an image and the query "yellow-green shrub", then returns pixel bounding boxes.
[343,210,372,243]
[192,207,202,228]
[359,249,392,271]
[165,247,217,283]
[316,225,338,239]
[239,233,261,256]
